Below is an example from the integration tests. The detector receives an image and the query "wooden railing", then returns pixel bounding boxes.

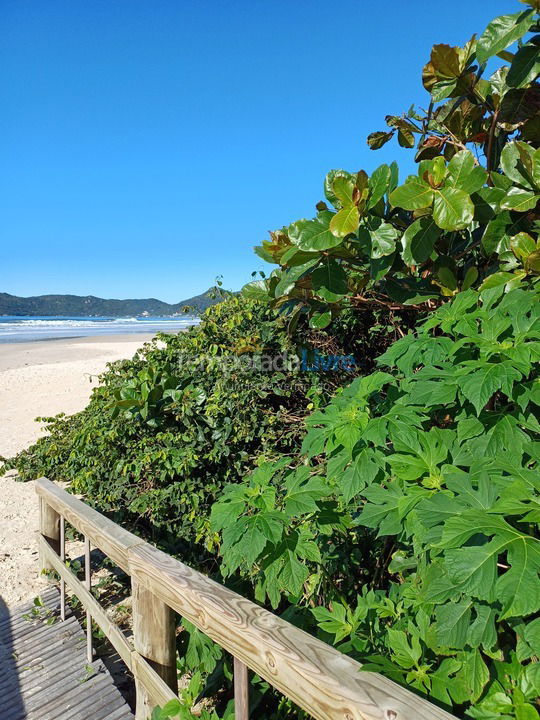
[36,477,456,720]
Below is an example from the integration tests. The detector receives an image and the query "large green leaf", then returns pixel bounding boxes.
[330,203,360,238]
[389,177,434,211]
[370,221,400,258]
[500,188,539,212]
[500,141,536,188]
[433,187,474,230]
[476,10,534,64]
[457,361,523,414]
[289,216,342,252]
[311,259,348,302]
[401,217,440,265]
[332,174,356,205]
[274,259,319,297]
[241,279,271,301]
[507,43,540,88]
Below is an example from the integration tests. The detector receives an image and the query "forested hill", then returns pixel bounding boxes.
[0,288,222,316]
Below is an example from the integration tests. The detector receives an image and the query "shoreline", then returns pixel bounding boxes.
[0,334,153,606]
[0,333,157,372]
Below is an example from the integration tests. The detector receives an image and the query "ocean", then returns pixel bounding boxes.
[0,315,200,343]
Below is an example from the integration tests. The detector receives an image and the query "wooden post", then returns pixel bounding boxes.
[39,497,60,573]
[84,536,93,663]
[60,516,66,621]
[132,579,177,720]
[234,657,249,720]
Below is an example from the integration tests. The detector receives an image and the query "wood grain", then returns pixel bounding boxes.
[39,495,60,572]
[37,479,457,720]
[132,578,177,720]
[38,536,134,670]
[36,478,144,572]
[129,543,456,720]
[234,657,249,720]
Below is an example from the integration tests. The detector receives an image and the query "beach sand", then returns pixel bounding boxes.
[0,334,154,607]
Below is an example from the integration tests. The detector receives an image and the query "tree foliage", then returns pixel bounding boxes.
[212,285,540,719]
[245,1,540,329]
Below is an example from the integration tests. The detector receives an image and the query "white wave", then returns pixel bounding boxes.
[0,315,200,342]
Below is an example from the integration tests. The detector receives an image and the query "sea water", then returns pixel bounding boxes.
[0,316,200,342]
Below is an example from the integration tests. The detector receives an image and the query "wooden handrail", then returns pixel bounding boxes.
[36,477,456,720]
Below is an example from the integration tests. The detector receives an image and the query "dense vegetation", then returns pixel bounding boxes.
[0,288,220,316]
[3,3,540,719]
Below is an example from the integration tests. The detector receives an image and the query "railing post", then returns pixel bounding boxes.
[234,657,249,720]
[39,497,60,573]
[132,578,177,720]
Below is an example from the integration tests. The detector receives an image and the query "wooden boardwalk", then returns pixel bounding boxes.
[0,586,134,720]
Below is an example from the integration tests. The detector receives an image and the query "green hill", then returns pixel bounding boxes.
[0,288,222,317]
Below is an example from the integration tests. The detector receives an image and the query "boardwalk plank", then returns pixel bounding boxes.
[0,590,134,720]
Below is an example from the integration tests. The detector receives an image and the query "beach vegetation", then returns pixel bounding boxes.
[3,3,540,719]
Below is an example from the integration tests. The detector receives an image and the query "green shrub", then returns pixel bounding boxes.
[212,283,540,718]
[3,297,359,557]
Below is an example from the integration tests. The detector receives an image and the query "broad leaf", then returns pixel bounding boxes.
[433,187,474,230]
[476,10,534,64]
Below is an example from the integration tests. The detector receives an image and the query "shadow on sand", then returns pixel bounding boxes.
[0,594,26,719]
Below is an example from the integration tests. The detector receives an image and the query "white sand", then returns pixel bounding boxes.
[0,335,153,608]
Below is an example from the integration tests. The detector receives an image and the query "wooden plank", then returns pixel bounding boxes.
[128,543,457,720]
[35,478,144,572]
[60,516,66,621]
[39,496,60,572]
[38,536,134,670]
[234,657,249,720]
[132,579,178,720]
[84,536,93,663]
[131,652,178,710]
[2,588,134,720]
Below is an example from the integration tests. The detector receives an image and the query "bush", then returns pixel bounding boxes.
[3,296,359,557]
[212,283,540,718]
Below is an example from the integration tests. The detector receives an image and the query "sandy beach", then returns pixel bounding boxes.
[0,334,153,607]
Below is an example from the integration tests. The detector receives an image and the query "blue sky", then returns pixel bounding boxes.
[1,0,515,303]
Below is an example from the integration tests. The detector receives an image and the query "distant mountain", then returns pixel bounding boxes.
[0,288,223,317]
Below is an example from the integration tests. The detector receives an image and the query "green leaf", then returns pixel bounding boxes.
[479,271,518,290]
[389,177,434,211]
[274,259,319,297]
[433,187,474,231]
[241,279,271,301]
[368,164,391,209]
[458,362,522,413]
[447,150,487,194]
[401,217,440,265]
[435,601,472,649]
[476,10,534,64]
[386,628,421,669]
[511,232,537,260]
[340,449,379,502]
[289,216,342,252]
[332,174,356,205]
[459,650,490,703]
[311,259,348,302]
[367,130,394,150]
[500,188,539,212]
[370,221,400,258]
[507,43,540,88]
[330,203,360,238]
[500,141,535,187]
[279,551,309,595]
[309,310,332,329]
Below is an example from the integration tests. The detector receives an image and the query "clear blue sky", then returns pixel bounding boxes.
[1,0,514,303]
